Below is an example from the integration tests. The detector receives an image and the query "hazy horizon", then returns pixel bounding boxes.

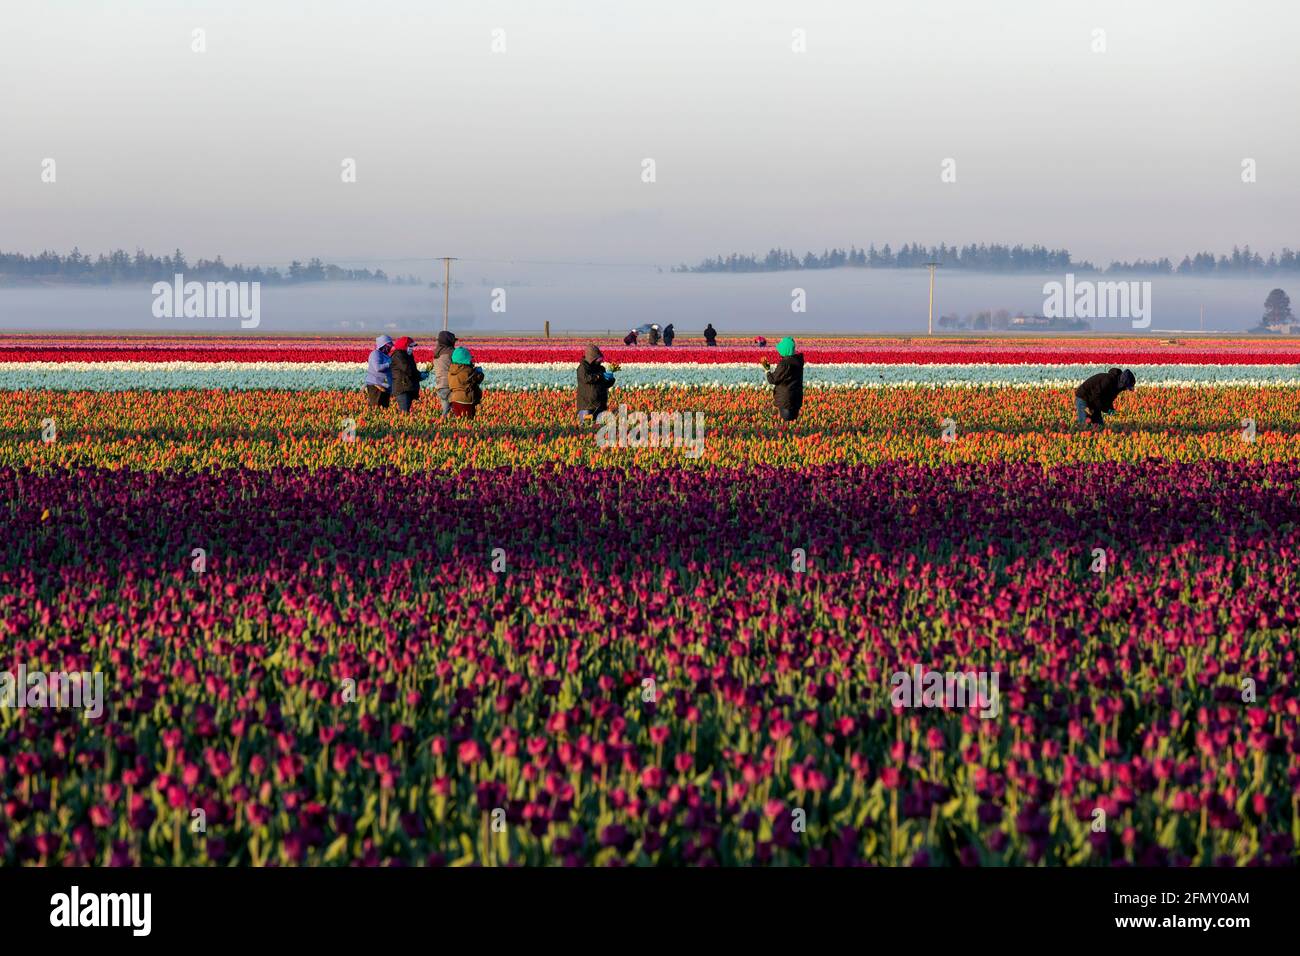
[0,265,1282,335]
[2,0,1296,268]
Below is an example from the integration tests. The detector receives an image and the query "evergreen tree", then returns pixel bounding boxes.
[1263,288,1294,329]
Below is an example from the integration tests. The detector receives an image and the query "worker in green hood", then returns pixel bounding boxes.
[762,337,804,421]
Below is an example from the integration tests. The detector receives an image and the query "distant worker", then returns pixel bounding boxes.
[703,323,717,347]
[761,336,805,422]
[754,335,767,348]
[389,336,427,414]
[364,334,394,408]
[447,346,485,419]
[648,324,661,346]
[577,344,620,422]
[662,323,675,347]
[432,330,458,415]
[624,329,639,346]
[1075,367,1135,428]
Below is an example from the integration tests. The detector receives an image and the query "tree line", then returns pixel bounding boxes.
[0,248,415,284]
[675,243,1077,273]
[675,243,1300,275]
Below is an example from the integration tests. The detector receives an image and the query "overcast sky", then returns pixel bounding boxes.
[2,0,1296,267]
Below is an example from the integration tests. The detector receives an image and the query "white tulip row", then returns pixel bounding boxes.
[5,361,1300,391]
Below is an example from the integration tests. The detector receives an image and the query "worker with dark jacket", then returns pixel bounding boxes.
[576,344,619,422]
[662,323,675,346]
[623,329,638,346]
[1075,367,1135,427]
[389,336,427,414]
[704,323,717,347]
[763,336,805,422]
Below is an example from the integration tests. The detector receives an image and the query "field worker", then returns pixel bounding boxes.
[1075,367,1135,428]
[577,344,619,423]
[364,334,394,408]
[762,336,805,422]
[447,346,485,419]
[648,324,661,346]
[432,330,458,415]
[704,323,717,347]
[624,328,639,346]
[389,336,427,414]
[663,323,675,347]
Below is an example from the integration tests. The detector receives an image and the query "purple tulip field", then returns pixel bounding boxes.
[3,436,1297,866]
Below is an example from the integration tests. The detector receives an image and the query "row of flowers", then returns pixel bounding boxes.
[5,341,1300,365]
[10,362,1300,391]
[3,386,1297,470]
[9,334,1299,350]
[2,461,1295,865]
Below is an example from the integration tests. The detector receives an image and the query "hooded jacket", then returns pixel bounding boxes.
[365,335,393,389]
[433,331,457,390]
[577,356,614,413]
[390,345,422,397]
[663,324,675,345]
[448,361,484,405]
[766,352,805,412]
[704,324,717,345]
[1075,368,1126,417]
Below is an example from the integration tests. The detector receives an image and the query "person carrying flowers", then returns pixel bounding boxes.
[447,346,485,419]
[364,334,394,408]
[388,336,427,414]
[577,344,619,422]
[762,336,805,422]
[1075,367,1135,428]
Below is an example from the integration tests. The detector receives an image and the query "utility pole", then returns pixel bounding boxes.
[925,261,941,335]
[439,257,458,331]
